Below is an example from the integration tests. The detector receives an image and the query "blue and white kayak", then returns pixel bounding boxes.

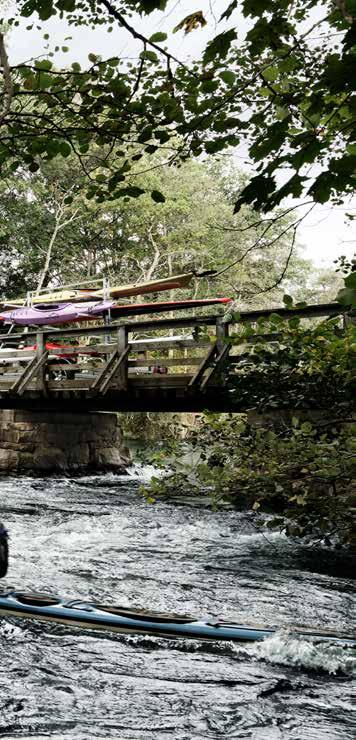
[0,591,355,646]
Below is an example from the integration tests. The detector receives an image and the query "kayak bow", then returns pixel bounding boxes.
[0,591,354,646]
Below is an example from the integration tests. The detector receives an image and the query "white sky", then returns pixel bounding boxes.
[5,0,356,268]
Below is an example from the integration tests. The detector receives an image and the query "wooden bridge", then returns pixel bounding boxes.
[0,302,348,413]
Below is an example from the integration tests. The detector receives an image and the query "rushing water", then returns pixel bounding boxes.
[0,466,355,739]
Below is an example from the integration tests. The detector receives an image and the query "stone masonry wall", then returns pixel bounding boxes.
[0,410,130,474]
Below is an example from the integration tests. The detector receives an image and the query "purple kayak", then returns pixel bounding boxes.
[0,300,114,326]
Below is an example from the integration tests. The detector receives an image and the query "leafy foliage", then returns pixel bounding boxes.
[1,0,355,212]
[226,308,355,411]
[142,302,355,547]
[335,256,356,307]
[144,411,355,547]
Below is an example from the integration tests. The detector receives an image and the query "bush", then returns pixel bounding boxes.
[142,312,355,547]
[143,412,355,547]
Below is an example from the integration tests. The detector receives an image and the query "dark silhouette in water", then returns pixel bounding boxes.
[0,522,8,577]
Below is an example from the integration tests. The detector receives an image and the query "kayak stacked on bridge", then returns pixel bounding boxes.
[0,273,232,327]
[0,273,196,308]
[0,297,231,327]
[0,300,115,326]
[0,591,354,646]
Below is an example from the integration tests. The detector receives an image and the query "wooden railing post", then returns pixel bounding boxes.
[117,325,128,390]
[216,317,229,352]
[36,331,46,391]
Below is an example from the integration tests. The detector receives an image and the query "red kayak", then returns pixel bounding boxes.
[111,297,232,318]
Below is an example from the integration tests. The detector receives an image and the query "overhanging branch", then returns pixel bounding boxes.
[99,0,199,78]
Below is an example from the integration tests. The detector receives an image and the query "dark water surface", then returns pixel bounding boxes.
[0,468,354,739]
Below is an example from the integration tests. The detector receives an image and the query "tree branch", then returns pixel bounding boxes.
[35,196,79,294]
[99,0,199,78]
[0,33,13,126]
[246,227,298,297]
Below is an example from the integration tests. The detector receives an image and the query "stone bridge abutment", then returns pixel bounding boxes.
[0,410,130,474]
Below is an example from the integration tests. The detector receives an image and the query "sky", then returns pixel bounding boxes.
[4,0,356,269]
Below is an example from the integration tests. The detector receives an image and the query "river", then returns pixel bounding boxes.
[0,467,354,739]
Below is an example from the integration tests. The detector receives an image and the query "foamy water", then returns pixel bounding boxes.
[0,470,354,739]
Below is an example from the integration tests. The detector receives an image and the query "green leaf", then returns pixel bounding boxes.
[149,32,168,42]
[203,29,237,64]
[262,66,278,82]
[249,121,288,161]
[336,287,356,307]
[283,294,293,307]
[57,0,76,10]
[275,106,289,121]
[136,1,168,14]
[95,173,107,183]
[59,141,72,157]
[33,0,54,21]
[36,60,53,70]
[234,174,276,213]
[154,129,170,143]
[38,73,53,90]
[308,172,333,203]
[117,186,145,199]
[344,272,356,289]
[137,126,153,143]
[151,190,166,203]
[219,70,235,86]
[140,50,159,63]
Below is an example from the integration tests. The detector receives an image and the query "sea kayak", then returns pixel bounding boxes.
[0,300,114,326]
[0,297,231,326]
[1,273,195,308]
[0,591,354,646]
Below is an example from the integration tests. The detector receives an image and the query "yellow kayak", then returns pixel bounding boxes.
[1,273,194,308]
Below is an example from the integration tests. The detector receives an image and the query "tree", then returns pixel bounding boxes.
[0,1,354,214]
[0,154,313,304]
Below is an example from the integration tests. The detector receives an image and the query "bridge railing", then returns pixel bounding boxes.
[0,301,350,398]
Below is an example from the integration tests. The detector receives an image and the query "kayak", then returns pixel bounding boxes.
[1,273,194,308]
[111,297,232,318]
[0,297,231,327]
[16,342,100,359]
[90,272,194,300]
[0,300,114,326]
[0,591,354,646]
